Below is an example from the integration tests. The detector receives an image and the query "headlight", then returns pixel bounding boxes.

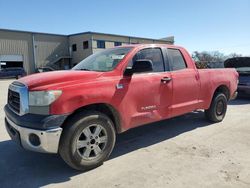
[29,90,62,106]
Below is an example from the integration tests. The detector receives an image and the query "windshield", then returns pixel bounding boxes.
[73,47,133,72]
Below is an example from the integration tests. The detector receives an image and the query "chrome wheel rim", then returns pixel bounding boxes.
[76,124,108,160]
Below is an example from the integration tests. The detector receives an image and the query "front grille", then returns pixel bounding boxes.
[8,89,20,114]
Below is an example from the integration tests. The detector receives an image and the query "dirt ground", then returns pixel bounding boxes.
[0,79,250,188]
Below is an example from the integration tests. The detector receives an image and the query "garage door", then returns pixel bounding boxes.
[0,55,23,68]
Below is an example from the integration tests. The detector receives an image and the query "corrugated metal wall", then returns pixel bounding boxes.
[0,30,70,73]
[34,34,69,68]
[0,30,34,73]
[1,29,174,73]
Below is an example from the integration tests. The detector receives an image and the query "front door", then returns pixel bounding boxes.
[118,48,173,130]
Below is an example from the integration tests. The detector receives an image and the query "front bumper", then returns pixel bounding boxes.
[4,105,68,130]
[5,116,62,153]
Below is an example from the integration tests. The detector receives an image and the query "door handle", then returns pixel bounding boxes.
[161,77,172,83]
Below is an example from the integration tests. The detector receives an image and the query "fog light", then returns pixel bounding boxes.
[29,133,41,146]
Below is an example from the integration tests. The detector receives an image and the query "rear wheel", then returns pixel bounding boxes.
[59,111,116,171]
[205,93,227,122]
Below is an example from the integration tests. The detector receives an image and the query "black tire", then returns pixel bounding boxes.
[59,111,116,171]
[205,93,227,122]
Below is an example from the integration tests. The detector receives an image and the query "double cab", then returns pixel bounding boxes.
[4,44,238,170]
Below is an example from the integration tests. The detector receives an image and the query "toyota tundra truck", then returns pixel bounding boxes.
[4,44,238,170]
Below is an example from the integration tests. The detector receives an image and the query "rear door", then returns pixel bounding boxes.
[166,48,200,117]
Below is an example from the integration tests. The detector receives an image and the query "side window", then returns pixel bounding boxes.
[168,49,187,71]
[83,41,89,49]
[132,48,164,72]
[97,40,106,48]
[72,44,77,52]
[114,42,122,46]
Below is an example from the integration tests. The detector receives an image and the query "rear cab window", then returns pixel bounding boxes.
[167,49,187,71]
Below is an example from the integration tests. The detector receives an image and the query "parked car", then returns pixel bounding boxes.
[4,44,238,170]
[224,57,250,97]
[0,67,26,79]
[36,66,55,73]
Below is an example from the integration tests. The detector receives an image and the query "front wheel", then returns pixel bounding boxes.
[59,111,116,171]
[205,93,227,122]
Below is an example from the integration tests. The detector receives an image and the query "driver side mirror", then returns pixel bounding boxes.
[124,59,153,76]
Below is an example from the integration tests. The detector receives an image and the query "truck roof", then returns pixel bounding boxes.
[116,43,182,49]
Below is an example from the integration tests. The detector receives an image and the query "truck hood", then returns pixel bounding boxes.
[18,70,104,90]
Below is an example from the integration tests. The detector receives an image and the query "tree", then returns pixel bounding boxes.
[227,53,242,58]
[192,51,242,69]
[192,51,225,63]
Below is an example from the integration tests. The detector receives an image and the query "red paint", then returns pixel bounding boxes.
[19,44,238,132]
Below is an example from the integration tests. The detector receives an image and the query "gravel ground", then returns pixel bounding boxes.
[0,79,250,188]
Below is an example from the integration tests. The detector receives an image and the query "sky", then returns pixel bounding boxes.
[0,0,250,56]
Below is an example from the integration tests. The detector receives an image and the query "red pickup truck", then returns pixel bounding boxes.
[5,44,238,170]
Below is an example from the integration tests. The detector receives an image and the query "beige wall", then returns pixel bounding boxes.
[92,33,130,44]
[130,38,153,44]
[92,33,171,49]
[91,34,171,56]
[69,34,93,65]
[0,30,34,73]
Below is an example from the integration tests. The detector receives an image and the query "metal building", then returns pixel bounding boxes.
[0,29,174,74]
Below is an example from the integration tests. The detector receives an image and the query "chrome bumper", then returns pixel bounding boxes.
[5,116,62,153]
[231,91,238,100]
